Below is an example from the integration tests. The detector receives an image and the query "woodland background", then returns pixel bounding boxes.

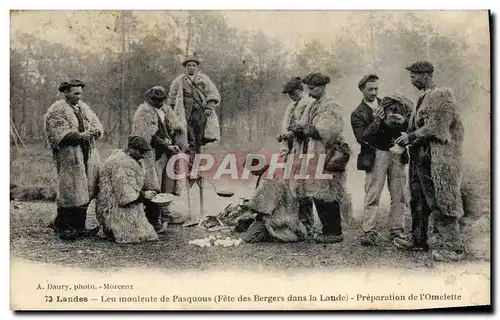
[10,11,490,163]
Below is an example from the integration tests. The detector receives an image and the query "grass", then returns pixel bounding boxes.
[10,143,491,271]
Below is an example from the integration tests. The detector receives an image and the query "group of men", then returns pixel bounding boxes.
[44,56,220,242]
[43,54,466,262]
[350,61,465,262]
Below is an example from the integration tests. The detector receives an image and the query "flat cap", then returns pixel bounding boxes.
[182,55,200,66]
[145,86,167,100]
[58,79,85,92]
[128,135,151,151]
[302,72,330,87]
[358,74,379,90]
[282,77,303,94]
[405,61,434,74]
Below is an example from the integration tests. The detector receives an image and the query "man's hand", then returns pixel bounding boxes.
[279,148,289,159]
[373,106,386,121]
[167,145,181,154]
[204,102,216,116]
[394,132,410,146]
[79,131,92,141]
[143,190,157,201]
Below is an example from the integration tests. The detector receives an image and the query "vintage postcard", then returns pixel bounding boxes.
[9,9,491,311]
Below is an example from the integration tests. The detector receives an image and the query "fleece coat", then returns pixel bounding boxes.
[96,149,158,243]
[408,87,465,218]
[166,72,221,130]
[44,99,103,208]
[131,102,188,192]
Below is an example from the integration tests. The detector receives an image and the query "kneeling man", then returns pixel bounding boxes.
[96,136,159,244]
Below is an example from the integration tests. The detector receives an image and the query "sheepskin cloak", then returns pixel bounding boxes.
[408,87,464,218]
[280,95,314,153]
[96,149,158,243]
[131,102,187,192]
[290,95,348,204]
[166,72,221,130]
[44,99,103,208]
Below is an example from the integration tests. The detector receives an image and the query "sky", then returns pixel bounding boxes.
[10,10,490,54]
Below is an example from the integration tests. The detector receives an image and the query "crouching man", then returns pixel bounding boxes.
[96,136,159,244]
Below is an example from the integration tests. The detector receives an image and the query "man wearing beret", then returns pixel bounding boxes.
[167,55,221,188]
[393,61,465,262]
[132,86,189,231]
[350,74,409,246]
[44,79,103,240]
[288,72,347,243]
[96,136,159,243]
[278,76,315,235]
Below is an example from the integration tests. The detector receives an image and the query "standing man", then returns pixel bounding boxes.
[350,74,409,246]
[278,76,315,236]
[44,79,103,240]
[394,61,465,262]
[132,86,188,231]
[167,55,221,186]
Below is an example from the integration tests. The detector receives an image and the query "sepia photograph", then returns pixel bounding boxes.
[9,8,491,311]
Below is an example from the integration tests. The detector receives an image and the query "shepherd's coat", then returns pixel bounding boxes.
[408,87,464,218]
[166,72,221,129]
[131,102,187,192]
[44,99,103,208]
[96,149,158,244]
[290,95,348,204]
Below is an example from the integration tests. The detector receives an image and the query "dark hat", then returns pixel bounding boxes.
[405,61,434,74]
[358,74,379,90]
[282,77,304,94]
[128,135,151,151]
[145,86,167,100]
[58,79,85,92]
[182,55,200,66]
[302,72,330,87]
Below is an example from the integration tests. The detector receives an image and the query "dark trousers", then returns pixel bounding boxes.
[186,107,207,153]
[298,199,314,232]
[314,199,342,236]
[54,205,88,233]
[144,200,161,227]
[409,147,463,251]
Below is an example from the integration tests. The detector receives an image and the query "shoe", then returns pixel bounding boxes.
[432,249,465,262]
[389,229,408,241]
[154,222,167,234]
[360,231,377,246]
[58,229,78,241]
[78,226,100,237]
[393,237,429,252]
[314,234,344,243]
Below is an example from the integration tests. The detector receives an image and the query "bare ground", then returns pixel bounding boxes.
[10,144,490,272]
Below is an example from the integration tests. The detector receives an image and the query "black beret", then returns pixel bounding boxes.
[282,77,303,94]
[405,61,434,74]
[128,135,151,151]
[145,86,167,100]
[358,74,379,90]
[182,55,200,66]
[58,79,85,92]
[302,72,330,87]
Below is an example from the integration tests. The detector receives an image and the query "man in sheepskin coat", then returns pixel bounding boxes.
[167,55,221,187]
[278,77,315,236]
[96,136,159,244]
[394,61,465,262]
[288,72,349,244]
[131,86,188,231]
[44,79,103,240]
